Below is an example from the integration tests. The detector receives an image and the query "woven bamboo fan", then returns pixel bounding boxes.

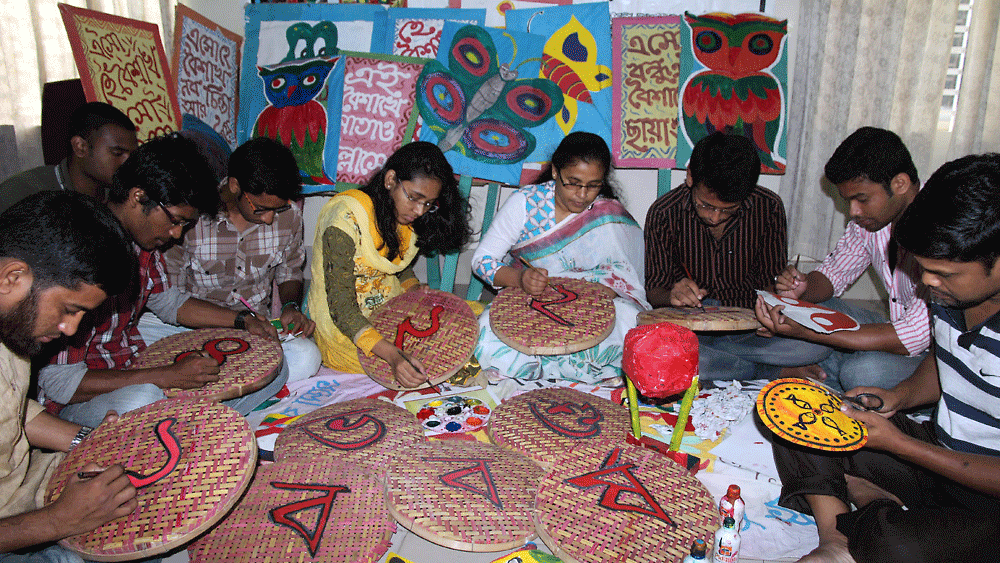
[133,328,282,401]
[359,288,477,390]
[636,306,761,331]
[188,459,394,563]
[44,398,256,561]
[534,440,719,563]
[487,388,630,471]
[273,398,426,477]
[756,378,868,452]
[384,440,545,552]
[490,277,614,355]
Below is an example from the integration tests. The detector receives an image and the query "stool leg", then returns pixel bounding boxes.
[625,377,642,439]
[669,376,699,452]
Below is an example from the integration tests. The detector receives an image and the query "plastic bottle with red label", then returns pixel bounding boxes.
[719,484,745,530]
[713,516,741,563]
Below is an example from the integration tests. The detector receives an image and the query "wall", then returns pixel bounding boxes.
[180,0,883,300]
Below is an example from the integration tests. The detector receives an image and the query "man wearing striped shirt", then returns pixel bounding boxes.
[757,128,929,391]
[644,131,828,381]
[771,153,1000,563]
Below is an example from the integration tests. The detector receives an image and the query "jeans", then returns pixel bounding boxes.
[815,298,926,391]
[697,299,832,381]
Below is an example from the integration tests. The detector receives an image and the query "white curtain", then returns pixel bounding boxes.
[0,0,174,171]
[785,0,1000,262]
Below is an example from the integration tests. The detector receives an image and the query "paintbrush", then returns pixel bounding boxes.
[401,353,442,395]
[678,260,706,313]
[517,255,555,292]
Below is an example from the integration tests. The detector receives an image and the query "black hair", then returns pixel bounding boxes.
[68,102,135,147]
[0,191,135,296]
[229,137,302,200]
[896,153,1000,270]
[359,141,471,260]
[536,131,619,200]
[108,133,219,216]
[825,127,919,193]
[688,131,761,203]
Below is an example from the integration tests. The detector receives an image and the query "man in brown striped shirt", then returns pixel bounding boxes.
[644,132,828,381]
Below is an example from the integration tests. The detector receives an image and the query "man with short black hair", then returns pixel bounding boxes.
[773,153,1000,563]
[39,134,286,428]
[0,102,138,213]
[0,191,137,561]
[645,131,825,380]
[757,127,928,391]
[153,137,319,382]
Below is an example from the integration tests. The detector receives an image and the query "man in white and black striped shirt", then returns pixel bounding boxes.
[773,153,1000,563]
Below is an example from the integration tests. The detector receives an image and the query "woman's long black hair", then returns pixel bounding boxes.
[359,141,471,260]
[533,131,620,201]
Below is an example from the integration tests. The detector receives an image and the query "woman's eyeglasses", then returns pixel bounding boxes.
[399,182,439,213]
[558,172,605,193]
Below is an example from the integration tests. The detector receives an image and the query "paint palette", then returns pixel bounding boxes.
[415,395,493,434]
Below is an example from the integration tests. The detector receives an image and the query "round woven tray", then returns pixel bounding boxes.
[534,440,718,563]
[756,378,868,452]
[188,459,394,563]
[487,388,630,471]
[273,398,426,477]
[133,328,283,401]
[384,440,545,552]
[359,288,477,390]
[490,277,614,355]
[636,306,761,331]
[44,398,256,562]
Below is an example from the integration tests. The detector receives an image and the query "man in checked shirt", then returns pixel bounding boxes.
[153,137,320,383]
[756,127,929,392]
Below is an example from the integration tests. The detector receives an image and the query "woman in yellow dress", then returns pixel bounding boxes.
[307,142,470,387]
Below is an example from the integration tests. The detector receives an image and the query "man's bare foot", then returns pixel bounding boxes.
[797,535,856,563]
[781,364,827,381]
[845,474,903,508]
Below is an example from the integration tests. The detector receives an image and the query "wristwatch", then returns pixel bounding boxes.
[234,310,252,330]
[69,426,93,451]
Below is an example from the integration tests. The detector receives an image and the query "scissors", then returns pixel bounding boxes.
[805,376,884,411]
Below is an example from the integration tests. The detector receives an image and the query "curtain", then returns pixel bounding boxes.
[0,0,174,171]
[785,0,1000,262]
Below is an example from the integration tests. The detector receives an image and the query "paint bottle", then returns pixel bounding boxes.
[713,516,741,563]
[682,538,707,562]
[719,484,745,529]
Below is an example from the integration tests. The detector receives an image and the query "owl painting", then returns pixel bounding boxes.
[680,12,787,173]
[253,21,341,185]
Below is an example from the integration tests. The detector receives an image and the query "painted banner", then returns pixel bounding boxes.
[506,2,613,142]
[384,8,485,59]
[336,53,424,186]
[414,22,564,185]
[677,11,788,174]
[239,3,388,192]
[611,16,681,168]
[172,4,242,149]
[59,4,180,141]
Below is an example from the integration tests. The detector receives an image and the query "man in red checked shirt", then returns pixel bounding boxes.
[38,134,287,428]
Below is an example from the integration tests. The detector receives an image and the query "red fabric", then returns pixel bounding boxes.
[622,322,698,398]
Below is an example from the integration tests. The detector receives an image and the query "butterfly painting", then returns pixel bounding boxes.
[415,24,563,174]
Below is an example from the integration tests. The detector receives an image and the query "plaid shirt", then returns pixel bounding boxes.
[53,246,168,369]
[163,204,305,313]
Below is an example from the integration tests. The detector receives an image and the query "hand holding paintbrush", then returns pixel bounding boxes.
[516,255,550,296]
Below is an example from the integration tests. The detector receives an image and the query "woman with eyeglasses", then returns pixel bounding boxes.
[307,141,471,386]
[471,132,649,385]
